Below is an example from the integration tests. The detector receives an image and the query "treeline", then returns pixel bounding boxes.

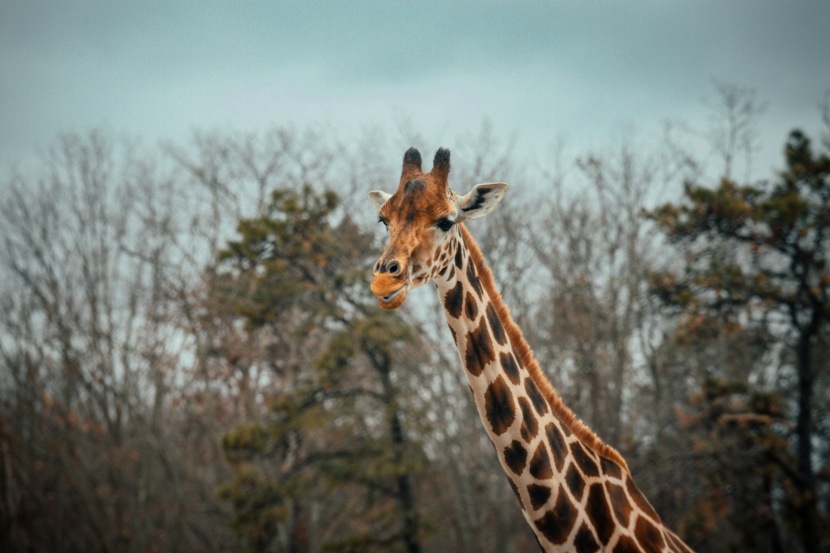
[1,89,828,553]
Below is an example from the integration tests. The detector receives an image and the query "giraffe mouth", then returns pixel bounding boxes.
[377,283,409,310]
[371,273,410,310]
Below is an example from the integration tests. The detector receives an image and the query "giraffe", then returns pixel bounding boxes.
[368,148,696,553]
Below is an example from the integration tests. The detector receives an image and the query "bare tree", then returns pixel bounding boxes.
[526,139,664,448]
[0,130,233,553]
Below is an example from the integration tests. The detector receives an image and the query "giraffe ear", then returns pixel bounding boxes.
[368,190,392,213]
[457,182,509,220]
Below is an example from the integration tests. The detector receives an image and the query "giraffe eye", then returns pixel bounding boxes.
[378,217,388,230]
[436,218,455,232]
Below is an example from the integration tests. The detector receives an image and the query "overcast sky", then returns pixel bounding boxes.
[2,1,829,180]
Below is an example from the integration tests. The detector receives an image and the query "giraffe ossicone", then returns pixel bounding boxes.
[369,148,695,553]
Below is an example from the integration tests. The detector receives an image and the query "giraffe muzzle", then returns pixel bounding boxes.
[371,273,409,310]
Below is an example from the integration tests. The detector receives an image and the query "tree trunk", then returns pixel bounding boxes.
[795,313,820,553]
[389,400,421,553]
[288,499,308,553]
[761,473,784,553]
[378,354,422,553]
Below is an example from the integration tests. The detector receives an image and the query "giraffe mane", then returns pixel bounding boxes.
[459,224,631,475]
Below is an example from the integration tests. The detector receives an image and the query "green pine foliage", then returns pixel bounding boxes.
[213,185,427,553]
[647,130,830,553]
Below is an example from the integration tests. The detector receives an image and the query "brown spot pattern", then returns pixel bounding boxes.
[573,523,601,553]
[486,303,507,345]
[443,281,464,319]
[503,440,527,475]
[524,377,548,416]
[464,291,478,320]
[668,531,693,553]
[601,456,623,480]
[606,482,632,528]
[501,351,521,385]
[529,442,553,480]
[464,318,494,377]
[613,535,640,553]
[572,441,600,478]
[534,485,578,545]
[454,245,464,269]
[508,479,521,503]
[518,398,538,442]
[586,483,615,545]
[565,462,585,502]
[545,422,568,472]
[484,375,515,436]
[466,260,484,297]
[635,515,666,551]
[626,477,659,521]
[527,484,552,510]
[511,346,524,367]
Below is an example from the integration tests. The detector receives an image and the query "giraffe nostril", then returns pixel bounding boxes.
[387,260,400,275]
[374,260,382,273]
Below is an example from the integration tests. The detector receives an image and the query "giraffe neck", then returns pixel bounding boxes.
[433,225,693,553]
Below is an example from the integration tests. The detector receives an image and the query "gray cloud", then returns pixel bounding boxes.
[1,1,828,173]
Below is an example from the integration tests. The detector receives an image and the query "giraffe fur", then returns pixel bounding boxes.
[368,148,695,553]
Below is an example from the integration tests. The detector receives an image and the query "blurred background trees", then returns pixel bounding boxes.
[0,87,828,552]
[647,128,830,553]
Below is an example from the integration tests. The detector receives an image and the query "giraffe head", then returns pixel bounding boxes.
[368,147,508,309]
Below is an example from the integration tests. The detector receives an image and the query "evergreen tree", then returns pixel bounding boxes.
[648,130,830,553]
[214,185,426,552]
